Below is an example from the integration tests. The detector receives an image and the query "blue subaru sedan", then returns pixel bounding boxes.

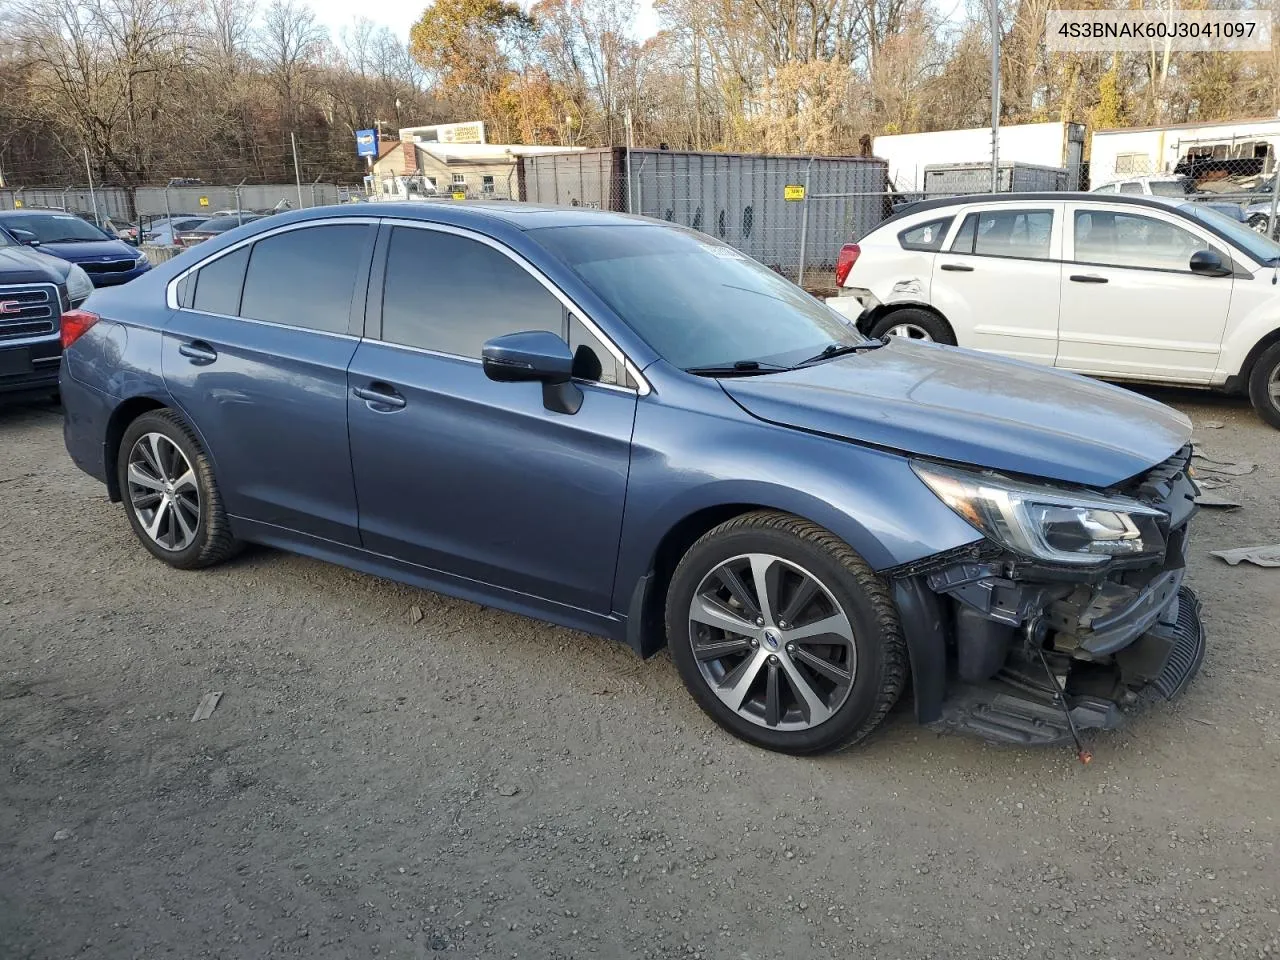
[58,203,1205,754]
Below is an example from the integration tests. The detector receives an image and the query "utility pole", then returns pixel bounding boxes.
[84,147,101,226]
[291,132,303,209]
[989,0,1002,193]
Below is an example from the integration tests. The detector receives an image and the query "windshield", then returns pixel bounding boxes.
[6,214,110,243]
[1149,180,1191,198]
[1180,201,1280,264]
[532,225,865,369]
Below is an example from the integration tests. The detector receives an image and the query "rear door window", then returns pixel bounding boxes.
[951,209,1053,260]
[190,247,249,316]
[239,224,370,334]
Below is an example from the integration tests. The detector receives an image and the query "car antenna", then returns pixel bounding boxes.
[1035,646,1094,765]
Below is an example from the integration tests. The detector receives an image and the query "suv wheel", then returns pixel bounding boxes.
[1247,341,1280,430]
[1248,213,1273,236]
[665,511,907,754]
[117,409,241,569]
[869,308,955,345]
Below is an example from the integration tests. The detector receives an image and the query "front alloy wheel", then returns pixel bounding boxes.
[689,554,856,730]
[666,511,907,754]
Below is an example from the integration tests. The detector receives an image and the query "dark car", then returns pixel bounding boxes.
[173,214,264,247]
[0,225,94,400]
[0,210,150,288]
[58,203,1205,755]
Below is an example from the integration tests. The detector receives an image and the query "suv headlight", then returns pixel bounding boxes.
[65,263,94,304]
[913,461,1166,565]
[135,252,149,267]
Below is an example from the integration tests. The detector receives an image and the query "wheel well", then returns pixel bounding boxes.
[104,397,167,502]
[632,503,772,656]
[1233,328,1280,394]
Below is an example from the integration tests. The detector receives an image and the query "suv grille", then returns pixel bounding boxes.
[0,284,58,341]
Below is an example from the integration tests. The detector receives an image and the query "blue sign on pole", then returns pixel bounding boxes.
[356,129,379,158]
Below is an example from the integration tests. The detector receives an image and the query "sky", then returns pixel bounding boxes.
[303,0,661,47]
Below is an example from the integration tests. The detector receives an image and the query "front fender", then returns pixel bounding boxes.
[612,380,984,615]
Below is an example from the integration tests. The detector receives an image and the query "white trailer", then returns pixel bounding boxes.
[873,122,1086,194]
[1090,118,1280,189]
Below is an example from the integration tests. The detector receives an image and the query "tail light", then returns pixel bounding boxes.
[835,243,861,287]
[60,309,100,349]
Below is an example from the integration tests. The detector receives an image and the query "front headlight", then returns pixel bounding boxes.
[135,253,149,268]
[65,263,94,303]
[912,461,1166,565]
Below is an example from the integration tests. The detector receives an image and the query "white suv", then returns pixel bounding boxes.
[828,192,1280,428]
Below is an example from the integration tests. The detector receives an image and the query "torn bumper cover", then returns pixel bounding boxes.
[899,446,1206,746]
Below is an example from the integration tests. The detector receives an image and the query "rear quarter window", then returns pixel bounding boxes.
[898,217,953,251]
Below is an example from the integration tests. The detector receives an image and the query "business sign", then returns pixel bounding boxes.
[439,122,484,144]
[451,191,466,201]
[356,129,379,158]
[198,196,209,207]
[784,184,806,201]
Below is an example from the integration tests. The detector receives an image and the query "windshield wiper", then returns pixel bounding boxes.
[800,340,885,365]
[686,360,792,377]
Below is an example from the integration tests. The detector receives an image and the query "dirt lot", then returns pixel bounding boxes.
[1,391,1278,960]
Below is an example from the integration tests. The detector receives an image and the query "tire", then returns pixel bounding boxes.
[665,510,907,754]
[1248,214,1272,235]
[869,307,955,345]
[117,408,241,569]
[1247,341,1280,430]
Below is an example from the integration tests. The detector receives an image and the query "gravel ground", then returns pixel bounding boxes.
[2,390,1278,960]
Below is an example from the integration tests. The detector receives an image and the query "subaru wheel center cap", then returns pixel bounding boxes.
[762,628,782,651]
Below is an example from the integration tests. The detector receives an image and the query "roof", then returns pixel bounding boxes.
[277,200,652,232]
[1093,117,1280,135]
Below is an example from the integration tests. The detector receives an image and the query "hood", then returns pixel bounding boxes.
[0,246,70,285]
[719,339,1191,488]
[39,239,138,262]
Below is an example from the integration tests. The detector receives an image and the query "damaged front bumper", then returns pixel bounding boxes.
[897,447,1207,747]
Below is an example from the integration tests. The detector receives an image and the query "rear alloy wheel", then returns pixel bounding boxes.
[1248,213,1272,235]
[118,409,241,569]
[666,511,907,754]
[1247,341,1280,430]
[869,308,955,345]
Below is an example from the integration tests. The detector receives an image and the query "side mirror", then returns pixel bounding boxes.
[10,228,39,247]
[1189,249,1231,277]
[481,330,582,414]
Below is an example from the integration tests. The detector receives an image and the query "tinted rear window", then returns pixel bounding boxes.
[239,225,369,334]
[192,246,249,316]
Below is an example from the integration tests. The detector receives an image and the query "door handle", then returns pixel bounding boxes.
[352,383,407,410]
[178,340,218,364]
[1069,274,1109,284]
[940,263,974,272]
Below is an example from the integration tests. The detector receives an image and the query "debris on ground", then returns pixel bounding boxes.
[52,829,74,841]
[190,691,223,722]
[1211,544,1280,567]
[496,783,520,797]
[409,605,424,624]
[1194,477,1233,490]
[1193,452,1257,476]
[1195,495,1242,509]
[1198,420,1225,429]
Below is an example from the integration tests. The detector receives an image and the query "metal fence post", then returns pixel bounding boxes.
[235,180,244,225]
[797,158,813,288]
[1270,160,1280,238]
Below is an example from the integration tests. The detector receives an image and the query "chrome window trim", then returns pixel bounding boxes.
[379,218,650,396]
[164,214,651,395]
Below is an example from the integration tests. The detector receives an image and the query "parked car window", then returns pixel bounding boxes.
[898,217,953,252]
[1074,210,1211,272]
[381,227,564,358]
[1118,182,1143,195]
[239,225,369,334]
[191,246,250,316]
[1148,180,1191,198]
[4,213,110,243]
[952,210,1052,260]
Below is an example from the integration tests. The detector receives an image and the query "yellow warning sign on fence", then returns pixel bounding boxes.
[784,184,806,201]
[199,196,209,206]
